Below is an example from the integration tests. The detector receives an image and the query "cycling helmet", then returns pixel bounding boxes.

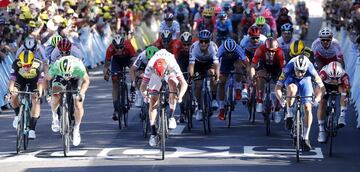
[281,23,293,32]
[112,34,125,48]
[319,27,333,38]
[153,58,167,77]
[202,8,214,17]
[254,0,262,3]
[248,26,261,37]
[198,29,212,40]
[57,39,72,52]
[224,39,237,52]
[161,30,172,41]
[294,55,310,72]
[180,32,192,44]
[145,46,159,60]
[290,40,305,56]
[59,57,73,78]
[280,7,289,16]
[214,6,222,14]
[326,61,345,79]
[50,35,63,47]
[217,11,227,19]
[164,13,174,20]
[255,16,266,25]
[18,50,35,67]
[265,38,279,51]
[243,8,253,16]
[24,36,37,51]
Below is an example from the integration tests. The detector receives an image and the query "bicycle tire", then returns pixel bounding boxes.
[61,103,70,157]
[142,103,150,138]
[160,107,166,160]
[23,108,30,150]
[16,106,24,154]
[296,109,301,162]
[248,85,256,123]
[264,92,271,136]
[117,84,124,130]
[329,108,334,157]
[202,90,211,134]
[227,86,234,128]
[123,83,129,128]
[206,91,212,133]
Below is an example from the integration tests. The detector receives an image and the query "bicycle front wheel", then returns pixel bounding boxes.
[296,109,301,163]
[23,109,30,150]
[61,105,70,157]
[16,106,24,154]
[226,87,234,128]
[160,108,166,160]
[123,83,129,128]
[328,110,335,157]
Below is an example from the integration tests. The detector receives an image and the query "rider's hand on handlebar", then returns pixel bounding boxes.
[279,98,286,108]
[103,68,110,81]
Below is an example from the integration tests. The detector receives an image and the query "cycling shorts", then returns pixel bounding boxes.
[111,56,132,73]
[256,62,282,79]
[15,77,41,92]
[323,83,340,100]
[284,76,313,104]
[147,73,179,93]
[220,57,238,73]
[194,60,213,75]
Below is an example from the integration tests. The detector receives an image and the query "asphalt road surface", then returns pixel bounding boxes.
[1,5,360,172]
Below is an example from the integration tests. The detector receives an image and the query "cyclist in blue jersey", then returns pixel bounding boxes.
[217,38,248,120]
[277,23,296,63]
[274,55,325,151]
[215,11,234,46]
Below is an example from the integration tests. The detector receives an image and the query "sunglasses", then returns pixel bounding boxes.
[330,76,340,80]
[183,44,191,47]
[321,39,331,42]
[22,64,32,68]
[267,50,276,53]
[295,69,306,74]
[165,19,173,22]
[200,40,210,44]
[251,37,260,40]
[60,51,71,56]
[115,45,124,49]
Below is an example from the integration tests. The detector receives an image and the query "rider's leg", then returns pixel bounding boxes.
[209,68,217,101]
[255,69,266,112]
[234,60,245,99]
[149,95,159,135]
[286,83,298,118]
[338,86,347,127]
[168,78,178,119]
[218,74,228,120]
[29,83,43,132]
[303,102,313,140]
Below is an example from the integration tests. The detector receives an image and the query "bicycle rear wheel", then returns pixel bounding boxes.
[227,87,234,128]
[264,93,272,136]
[142,103,150,138]
[202,90,211,134]
[248,85,256,123]
[123,83,129,128]
[328,110,335,157]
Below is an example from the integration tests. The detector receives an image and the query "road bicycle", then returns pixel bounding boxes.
[259,74,274,136]
[324,91,342,157]
[223,71,243,128]
[140,101,150,138]
[182,73,196,131]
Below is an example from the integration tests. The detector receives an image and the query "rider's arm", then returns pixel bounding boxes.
[130,53,143,83]
[178,75,188,100]
[210,42,220,80]
[188,43,196,76]
[274,84,283,102]
[309,63,325,101]
[79,74,90,96]
[250,48,262,79]
[104,45,113,72]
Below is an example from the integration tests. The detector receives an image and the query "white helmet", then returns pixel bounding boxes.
[24,36,37,50]
[325,61,345,78]
[161,30,172,40]
[112,34,125,48]
[319,27,333,38]
[294,55,310,72]
[180,32,192,44]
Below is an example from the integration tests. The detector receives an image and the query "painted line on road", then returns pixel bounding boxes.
[169,125,185,135]
[51,150,88,157]
[243,146,324,159]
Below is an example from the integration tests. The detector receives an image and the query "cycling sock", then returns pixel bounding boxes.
[150,119,156,126]
[169,109,175,118]
[318,120,325,132]
[113,100,119,112]
[14,107,20,116]
[151,125,156,135]
[304,127,310,140]
[52,111,58,119]
[286,105,293,118]
[219,101,224,109]
[29,116,40,130]
[74,123,80,131]
[340,106,347,117]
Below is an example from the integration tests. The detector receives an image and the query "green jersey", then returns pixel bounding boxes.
[49,55,87,79]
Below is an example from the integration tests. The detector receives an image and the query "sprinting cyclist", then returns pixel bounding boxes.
[140,49,188,147]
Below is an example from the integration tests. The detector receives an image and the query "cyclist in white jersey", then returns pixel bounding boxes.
[311,27,344,70]
[140,49,188,147]
[277,23,296,63]
[188,30,220,121]
[159,13,181,40]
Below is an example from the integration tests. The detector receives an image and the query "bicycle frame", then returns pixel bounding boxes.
[325,91,341,157]
[112,67,130,130]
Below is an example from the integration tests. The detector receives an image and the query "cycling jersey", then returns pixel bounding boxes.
[143,49,184,91]
[277,36,296,62]
[240,34,267,59]
[50,45,84,64]
[105,40,136,61]
[172,39,195,72]
[252,44,285,70]
[215,19,233,37]
[159,20,181,40]
[132,50,148,71]
[311,38,343,66]
[218,43,247,73]
[10,58,43,81]
[189,41,219,64]
[49,56,88,79]
[277,58,324,103]
[15,45,46,62]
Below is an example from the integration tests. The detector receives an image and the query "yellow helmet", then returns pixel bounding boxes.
[67,8,75,14]
[40,13,49,21]
[23,12,34,19]
[290,40,305,57]
[28,20,37,28]
[19,50,35,67]
[103,6,110,12]
[103,12,112,20]
[203,8,213,17]
[19,14,26,20]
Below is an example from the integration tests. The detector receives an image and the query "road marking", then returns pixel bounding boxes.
[0,146,324,162]
[169,125,185,135]
[243,146,324,159]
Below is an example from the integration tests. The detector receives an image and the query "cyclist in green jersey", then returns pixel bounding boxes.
[47,55,90,146]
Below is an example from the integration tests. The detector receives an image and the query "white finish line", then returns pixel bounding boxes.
[0,146,323,162]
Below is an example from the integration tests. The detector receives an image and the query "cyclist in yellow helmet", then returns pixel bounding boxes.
[289,40,314,64]
[8,50,43,140]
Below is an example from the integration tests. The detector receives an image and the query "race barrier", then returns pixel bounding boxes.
[0,21,160,109]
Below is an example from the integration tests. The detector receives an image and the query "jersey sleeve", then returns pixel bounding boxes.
[318,69,327,81]
[235,46,247,61]
[189,43,196,64]
[133,51,144,68]
[210,42,219,63]
[50,47,61,63]
[105,45,114,61]
[172,40,181,59]
[308,62,324,87]
[216,45,225,60]
[341,73,351,89]
[73,59,88,78]
[48,60,60,78]
[276,64,290,86]
[276,49,285,68]
[252,46,263,64]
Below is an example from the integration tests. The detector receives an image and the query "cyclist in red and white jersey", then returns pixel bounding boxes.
[316,62,351,143]
[311,27,344,70]
[140,49,188,147]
